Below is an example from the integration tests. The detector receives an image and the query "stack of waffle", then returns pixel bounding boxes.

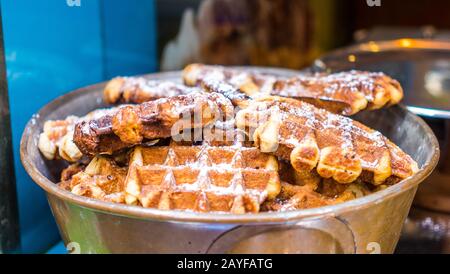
[40,64,418,214]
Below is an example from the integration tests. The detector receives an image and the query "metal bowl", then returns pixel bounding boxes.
[20,69,439,254]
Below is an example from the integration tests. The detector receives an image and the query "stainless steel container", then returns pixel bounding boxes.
[20,69,439,254]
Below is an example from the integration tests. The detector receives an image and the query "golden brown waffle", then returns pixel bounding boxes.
[318,179,372,201]
[73,91,234,155]
[59,157,127,203]
[182,63,403,115]
[236,96,419,185]
[60,163,86,182]
[124,144,281,213]
[271,71,403,115]
[104,77,194,104]
[57,149,370,212]
[38,108,117,162]
[261,181,370,212]
[183,64,278,95]
[171,126,253,148]
[261,182,332,211]
[183,63,274,105]
[47,64,420,213]
[198,78,252,109]
[38,115,79,161]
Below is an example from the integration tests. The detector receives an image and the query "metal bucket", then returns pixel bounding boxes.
[20,69,439,254]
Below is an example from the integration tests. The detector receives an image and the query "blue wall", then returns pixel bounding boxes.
[1,0,157,253]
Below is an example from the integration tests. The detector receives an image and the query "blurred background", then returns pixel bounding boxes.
[1,0,450,253]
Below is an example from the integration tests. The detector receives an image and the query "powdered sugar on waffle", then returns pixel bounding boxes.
[237,98,418,183]
[123,77,195,98]
[124,143,280,213]
[300,70,382,101]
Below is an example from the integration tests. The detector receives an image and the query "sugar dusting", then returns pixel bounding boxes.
[126,143,276,212]
[241,98,415,176]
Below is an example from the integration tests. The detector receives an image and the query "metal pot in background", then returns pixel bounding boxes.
[317,39,450,252]
[20,69,439,254]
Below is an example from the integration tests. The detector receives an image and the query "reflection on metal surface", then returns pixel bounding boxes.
[424,62,450,99]
[207,218,356,254]
[398,38,413,48]
[367,41,380,52]
[354,39,450,52]
[348,54,356,62]
[407,106,450,119]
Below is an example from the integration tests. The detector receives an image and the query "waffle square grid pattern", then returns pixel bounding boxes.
[124,145,280,213]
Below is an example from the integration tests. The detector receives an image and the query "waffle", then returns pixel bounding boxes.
[73,91,234,155]
[45,63,420,214]
[183,64,274,106]
[38,108,117,162]
[59,157,127,203]
[198,78,252,109]
[104,77,194,104]
[171,126,252,148]
[38,115,80,161]
[235,96,419,185]
[182,63,403,115]
[58,143,371,212]
[261,181,370,211]
[271,71,403,115]
[183,64,277,96]
[123,144,281,213]
[60,163,86,182]
[319,178,372,200]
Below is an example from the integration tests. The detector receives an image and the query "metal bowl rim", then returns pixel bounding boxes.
[20,69,440,224]
[319,39,450,57]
